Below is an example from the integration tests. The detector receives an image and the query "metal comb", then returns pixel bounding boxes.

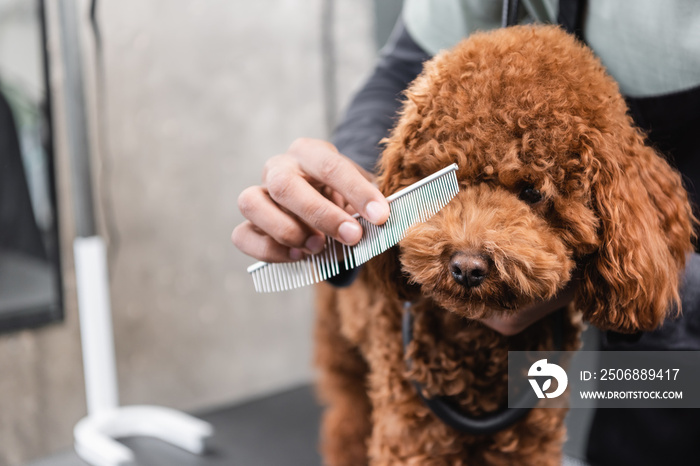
[247,163,459,292]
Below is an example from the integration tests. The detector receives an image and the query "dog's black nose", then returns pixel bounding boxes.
[450,252,490,288]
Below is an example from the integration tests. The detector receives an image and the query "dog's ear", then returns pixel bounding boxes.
[577,123,696,332]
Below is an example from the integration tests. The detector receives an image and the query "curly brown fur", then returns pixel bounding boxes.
[315,25,695,465]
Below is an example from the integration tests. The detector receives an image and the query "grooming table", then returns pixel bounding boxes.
[29,383,592,466]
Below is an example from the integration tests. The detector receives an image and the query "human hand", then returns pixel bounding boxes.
[479,276,578,336]
[232,138,390,262]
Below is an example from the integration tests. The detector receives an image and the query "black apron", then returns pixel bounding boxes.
[558,1,700,465]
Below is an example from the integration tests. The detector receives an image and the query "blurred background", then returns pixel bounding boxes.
[0,0,403,464]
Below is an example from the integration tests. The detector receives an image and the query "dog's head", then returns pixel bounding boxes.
[368,25,695,333]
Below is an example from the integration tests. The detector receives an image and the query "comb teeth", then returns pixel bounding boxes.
[247,163,460,293]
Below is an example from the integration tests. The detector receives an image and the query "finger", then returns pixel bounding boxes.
[327,189,347,209]
[238,185,323,252]
[231,221,299,263]
[479,314,528,336]
[265,166,364,245]
[288,140,390,225]
[481,280,578,336]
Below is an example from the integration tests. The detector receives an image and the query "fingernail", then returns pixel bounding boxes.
[338,221,362,244]
[305,235,325,254]
[289,248,303,260]
[365,200,389,224]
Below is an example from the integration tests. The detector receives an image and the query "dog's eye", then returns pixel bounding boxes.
[519,186,543,204]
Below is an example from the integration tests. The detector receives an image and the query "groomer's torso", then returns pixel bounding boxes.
[402,0,700,97]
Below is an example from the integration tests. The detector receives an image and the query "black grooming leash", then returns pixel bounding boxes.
[402,303,564,435]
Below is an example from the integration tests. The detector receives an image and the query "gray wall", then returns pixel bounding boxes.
[0,1,379,464]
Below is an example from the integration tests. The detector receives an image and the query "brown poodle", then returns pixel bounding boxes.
[314,25,695,465]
